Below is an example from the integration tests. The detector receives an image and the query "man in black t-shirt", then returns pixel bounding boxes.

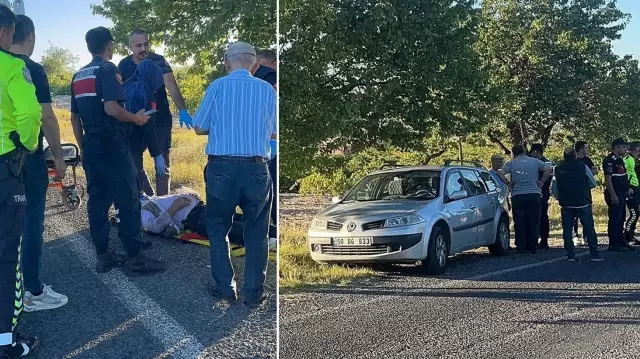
[573,141,597,244]
[118,29,192,196]
[603,138,632,251]
[10,14,69,313]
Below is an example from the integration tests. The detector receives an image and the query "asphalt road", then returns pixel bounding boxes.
[17,189,277,359]
[280,245,640,359]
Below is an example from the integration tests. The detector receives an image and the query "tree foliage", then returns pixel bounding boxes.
[280,0,489,179]
[39,43,79,96]
[476,0,633,147]
[92,0,276,76]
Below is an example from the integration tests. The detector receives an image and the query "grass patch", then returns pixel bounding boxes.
[279,221,374,289]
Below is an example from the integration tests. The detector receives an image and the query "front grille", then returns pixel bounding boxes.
[327,221,343,231]
[320,244,400,256]
[362,220,385,231]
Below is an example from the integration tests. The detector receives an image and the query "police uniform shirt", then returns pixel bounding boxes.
[15,54,51,151]
[118,53,172,124]
[71,57,128,137]
[603,153,629,193]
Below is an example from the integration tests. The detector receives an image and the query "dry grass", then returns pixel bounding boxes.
[55,108,208,196]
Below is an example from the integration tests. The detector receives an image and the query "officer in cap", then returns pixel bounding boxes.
[0,5,42,358]
[69,26,165,275]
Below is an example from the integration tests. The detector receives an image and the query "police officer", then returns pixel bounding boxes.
[69,26,165,275]
[603,138,632,252]
[0,5,41,357]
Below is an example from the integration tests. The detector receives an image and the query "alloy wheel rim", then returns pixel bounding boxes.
[436,235,447,267]
[500,222,509,248]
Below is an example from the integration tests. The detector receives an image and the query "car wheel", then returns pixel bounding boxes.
[422,225,448,275]
[488,216,510,256]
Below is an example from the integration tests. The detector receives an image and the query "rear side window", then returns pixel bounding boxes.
[460,169,487,196]
[478,171,498,192]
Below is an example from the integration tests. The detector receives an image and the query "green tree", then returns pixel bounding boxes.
[170,67,209,115]
[476,0,631,148]
[40,43,79,96]
[92,0,276,75]
[280,0,488,180]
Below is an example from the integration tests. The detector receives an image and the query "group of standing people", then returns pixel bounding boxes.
[0,5,277,357]
[490,137,640,263]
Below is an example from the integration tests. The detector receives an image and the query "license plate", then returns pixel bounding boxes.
[332,237,373,246]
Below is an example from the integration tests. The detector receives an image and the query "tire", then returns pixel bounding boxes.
[488,215,510,256]
[421,225,449,275]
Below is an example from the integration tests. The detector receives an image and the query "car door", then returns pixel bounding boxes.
[463,169,497,245]
[443,170,478,251]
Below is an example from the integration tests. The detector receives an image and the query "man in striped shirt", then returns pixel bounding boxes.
[193,41,277,308]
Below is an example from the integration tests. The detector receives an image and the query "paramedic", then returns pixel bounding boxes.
[193,42,277,308]
[118,29,193,196]
[10,14,68,312]
[69,26,165,276]
[0,6,42,357]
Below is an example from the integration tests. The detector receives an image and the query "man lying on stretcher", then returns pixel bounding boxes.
[139,188,277,250]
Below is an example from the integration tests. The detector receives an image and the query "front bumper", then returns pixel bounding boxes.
[308,232,425,263]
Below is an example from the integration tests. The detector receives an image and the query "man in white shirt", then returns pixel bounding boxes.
[140,192,277,249]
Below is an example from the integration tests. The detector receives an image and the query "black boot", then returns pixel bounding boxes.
[96,251,127,273]
[123,253,166,276]
[0,334,40,358]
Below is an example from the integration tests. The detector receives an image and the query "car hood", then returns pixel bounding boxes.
[317,200,431,223]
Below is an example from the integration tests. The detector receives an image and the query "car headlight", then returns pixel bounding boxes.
[384,214,426,228]
[310,218,328,230]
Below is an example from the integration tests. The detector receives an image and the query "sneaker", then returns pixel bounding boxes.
[0,335,40,358]
[96,251,127,273]
[538,243,550,250]
[23,285,68,312]
[567,256,577,262]
[123,253,166,276]
[590,255,604,262]
[244,293,269,308]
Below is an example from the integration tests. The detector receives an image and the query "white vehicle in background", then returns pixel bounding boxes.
[307,162,511,274]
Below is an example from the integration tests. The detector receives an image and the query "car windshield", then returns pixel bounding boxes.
[343,170,441,202]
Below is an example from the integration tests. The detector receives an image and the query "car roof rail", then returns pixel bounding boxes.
[443,159,485,169]
[378,161,411,170]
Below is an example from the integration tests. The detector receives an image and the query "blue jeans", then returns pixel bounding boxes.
[205,157,272,303]
[22,151,48,294]
[561,205,599,257]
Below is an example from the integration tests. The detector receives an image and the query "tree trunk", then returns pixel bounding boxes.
[507,120,524,146]
[458,140,464,162]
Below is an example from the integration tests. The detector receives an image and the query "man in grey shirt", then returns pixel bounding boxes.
[498,144,552,253]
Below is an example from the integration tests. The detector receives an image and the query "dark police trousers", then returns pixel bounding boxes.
[83,133,144,257]
[605,191,627,249]
[511,193,541,251]
[205,156,272,304]
[0,161,26,346]
[539,192,550,246]
[268,155,277,226]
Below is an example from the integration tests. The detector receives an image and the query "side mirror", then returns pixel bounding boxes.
[448,190,468,201]
[331,196,343,204]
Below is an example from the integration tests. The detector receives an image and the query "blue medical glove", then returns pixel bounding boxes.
[179,109,193,130]
[269,139,277,160]
[154,155,166,177]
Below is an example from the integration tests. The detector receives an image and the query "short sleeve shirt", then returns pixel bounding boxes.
[71,56,128,137]
[501,155,547,196]
[580,156,595,170]
[17,55,51,151]
[118,53,173,123]
[603,153,629,193]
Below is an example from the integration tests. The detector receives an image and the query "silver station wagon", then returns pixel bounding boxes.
[307,162,511,274]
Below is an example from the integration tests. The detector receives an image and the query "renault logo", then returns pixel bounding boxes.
[347,221,357,232]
